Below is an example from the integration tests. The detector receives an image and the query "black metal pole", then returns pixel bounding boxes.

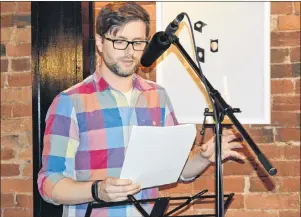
[214,108,225,217]
[168,34,277,217]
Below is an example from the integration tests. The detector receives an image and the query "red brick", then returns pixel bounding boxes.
[258,145,284,160]
[0,164,20,177]
[2,208,33,217]
[271,111,300,127]
[249,176,277,192]
[279,15,300,30]
[292,63,300,77]
[1,148,15,160]
[223,160,255,176]
[279,211,300,217]
[1,59,8,72]
[295,2,300,14]
[0,193,15,208]
[283,145,301,160]
[6,44,31,57]
[271,79,294,94]
[279,177,300,192]
[245,194,299,209]
[1,103,32,118]
[193,176,245,193]
[19,146,32,161]
[16,194,32,209]
[271,31,300,47]
[1,134,19,147]
[271,2,293,14]
[7,72,32,87]
[1,118,32,135]
[16,2,31,13]
[159,182,193,196]
[193,194,243,210]
[290,47,300,63]
[0,15,13,27]
[269,161,300,176]
[226,210,278,217]
[295,78,300,94]
[1,27,14,43]
[1,103,12,118]
[272,95,300,111]
[245,127,274,143]
[271,48,289,63]
[1,74,6,88]
[11,58,31,71]
[271,64,293,78]
[0,2,17,13]
[276,128,300,142]
[14,28,31,44]
[13,103,32,117]
[18,132,32,146]
[1,179,33,194]
[22,163,32,177]
[1,87,32,103]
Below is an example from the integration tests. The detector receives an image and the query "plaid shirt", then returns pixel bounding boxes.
[38,71,178,217]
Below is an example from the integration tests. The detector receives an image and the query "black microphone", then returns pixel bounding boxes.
[140,13,185,67]
[140,31,171,67]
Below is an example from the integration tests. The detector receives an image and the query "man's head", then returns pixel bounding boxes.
[95,2,150,78]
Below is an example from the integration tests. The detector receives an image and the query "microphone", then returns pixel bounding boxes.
[165,12,185,37]
[140,31,171,67]
[140,13,185,67]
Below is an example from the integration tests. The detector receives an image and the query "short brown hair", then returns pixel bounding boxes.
[96,2,150,38]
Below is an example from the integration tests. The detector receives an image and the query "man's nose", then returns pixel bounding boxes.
[125,43,135,55]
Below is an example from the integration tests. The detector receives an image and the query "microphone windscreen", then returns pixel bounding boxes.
[140,31,171,67]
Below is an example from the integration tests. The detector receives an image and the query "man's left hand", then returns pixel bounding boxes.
[200,129,246,163]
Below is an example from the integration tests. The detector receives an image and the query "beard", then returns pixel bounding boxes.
[102,53,139,78]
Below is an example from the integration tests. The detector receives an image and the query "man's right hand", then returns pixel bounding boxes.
[98,177,141,202]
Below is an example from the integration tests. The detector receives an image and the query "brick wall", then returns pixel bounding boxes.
[0,2,299,217]
[158,2,301,217]
[1,2,33,217]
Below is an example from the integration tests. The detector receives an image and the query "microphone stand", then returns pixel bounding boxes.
[167,33,277,217]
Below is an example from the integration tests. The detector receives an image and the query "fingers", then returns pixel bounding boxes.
[107,188,141,201]
[106,177,132,186]
[106,183,140,193]
[99,178,141,202]
[228,150,246,161]
[227,142,243,150]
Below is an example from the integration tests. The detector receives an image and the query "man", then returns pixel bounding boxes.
[38,2,245,217]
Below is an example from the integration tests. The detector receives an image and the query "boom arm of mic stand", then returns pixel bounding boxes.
[169,34,277,176]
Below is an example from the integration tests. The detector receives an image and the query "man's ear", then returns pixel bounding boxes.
[95,34,103,53]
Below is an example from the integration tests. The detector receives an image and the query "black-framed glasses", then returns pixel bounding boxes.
[103,36,149,51]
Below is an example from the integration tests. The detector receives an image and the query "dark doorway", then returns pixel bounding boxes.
[32,2,94,217]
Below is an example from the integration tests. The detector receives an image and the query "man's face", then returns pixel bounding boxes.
[97,21,147,77]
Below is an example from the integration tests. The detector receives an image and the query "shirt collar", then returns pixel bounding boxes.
[93,70,155,92]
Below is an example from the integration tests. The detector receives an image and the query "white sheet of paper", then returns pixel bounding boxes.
[120,124,196,189]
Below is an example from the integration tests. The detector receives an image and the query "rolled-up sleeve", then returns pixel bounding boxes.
[37,93,79,205]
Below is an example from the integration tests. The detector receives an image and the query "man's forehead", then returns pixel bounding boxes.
[111,21,147,40]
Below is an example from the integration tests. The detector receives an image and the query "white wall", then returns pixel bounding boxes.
[156,2,270,124]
